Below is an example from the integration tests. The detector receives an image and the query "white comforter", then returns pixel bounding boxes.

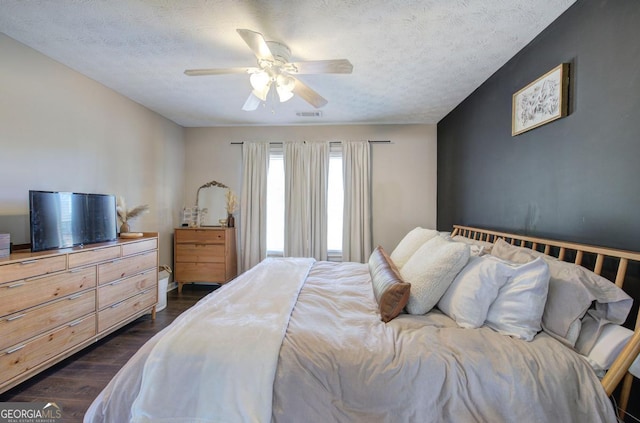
[85,259,617,423]
[87,257,314,423]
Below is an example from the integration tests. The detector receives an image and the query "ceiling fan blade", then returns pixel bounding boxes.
[292,77,328,108]
[184,67,256,76]
[237,29,274,61]
[290,59,353,74]
[242,92,262,111]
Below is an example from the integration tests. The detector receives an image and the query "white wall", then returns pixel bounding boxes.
[184,124,437,255]
[0,34,186,267]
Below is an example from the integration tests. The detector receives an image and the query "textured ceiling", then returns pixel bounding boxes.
[0,0,576,127]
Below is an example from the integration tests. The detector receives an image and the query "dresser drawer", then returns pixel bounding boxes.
[175,244,225,263]
[122,238,158,257]
[0,266,96,317]
[0,290,95,351]
[0,256,67,285]
[98,251,157,285]
[175,262,226,282]
[176,229,225,244]
[98,288,156,333]
[0,314,95,384]
[68,246,121,269]
[98,269,157,309]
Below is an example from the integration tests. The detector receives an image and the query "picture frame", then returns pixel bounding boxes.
[512,63,569,136]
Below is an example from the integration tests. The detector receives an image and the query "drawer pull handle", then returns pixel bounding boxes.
[110,302,123,309]
[20,260,38,265]
[7,282,26,289]
[27,267,83,281]
[110,280,122,286]
[68,293,85,300]
[6,314,25,322]
[68,319,84,327]
[5,344,26,354]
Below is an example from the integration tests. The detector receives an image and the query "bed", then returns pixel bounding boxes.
[84,225,640,423]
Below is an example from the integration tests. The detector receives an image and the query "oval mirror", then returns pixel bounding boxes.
[196,181,229,226]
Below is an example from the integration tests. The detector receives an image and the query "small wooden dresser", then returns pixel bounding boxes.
[174,227,237,293]
[0,233,158,393]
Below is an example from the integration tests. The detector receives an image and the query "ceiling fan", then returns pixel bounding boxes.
[184,29,353,111]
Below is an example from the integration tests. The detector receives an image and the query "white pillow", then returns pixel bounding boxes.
[438,255,513,328]
[563,319,583,347]
[490,237,547,263]
[401,236,470,315]
[451,235,493,256]
[485,256,550,341]
[390,227,439,269]
[491,238,632,349]
[584,323,633,377]
[468,245,486,257]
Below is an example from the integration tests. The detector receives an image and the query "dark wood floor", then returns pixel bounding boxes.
[0,284,216,423]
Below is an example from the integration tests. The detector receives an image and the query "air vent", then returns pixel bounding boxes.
[296,111,323,118]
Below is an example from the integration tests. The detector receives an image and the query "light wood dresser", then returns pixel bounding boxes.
[174,227,237,293]
[0,233,158,393]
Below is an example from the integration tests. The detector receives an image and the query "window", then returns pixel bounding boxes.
[327,146,343,253]
[266,148,284,254]
[266,144,343,258]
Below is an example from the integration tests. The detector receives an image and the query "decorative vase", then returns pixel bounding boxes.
[227,214,235,228]
[120,222,130,234]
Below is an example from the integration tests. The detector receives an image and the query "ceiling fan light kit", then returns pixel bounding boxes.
[276,74,295,102]
[249,71,271,101]
[249,69,295,103]
[185,28,353,111]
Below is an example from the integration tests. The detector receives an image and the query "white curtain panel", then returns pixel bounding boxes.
[308,142,329,261]
[342,141,372,263]
[284,142,308,257]
[284,142,329,259]
[240,142,269,272]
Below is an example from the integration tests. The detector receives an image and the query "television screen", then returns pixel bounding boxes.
[29,191,117,252]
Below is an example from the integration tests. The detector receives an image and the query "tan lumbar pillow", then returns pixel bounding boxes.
[369,246,411,323]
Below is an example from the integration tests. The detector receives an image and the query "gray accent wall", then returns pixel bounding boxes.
[437,0,640,252]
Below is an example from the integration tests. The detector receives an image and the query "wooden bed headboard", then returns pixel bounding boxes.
[452,225,640,407]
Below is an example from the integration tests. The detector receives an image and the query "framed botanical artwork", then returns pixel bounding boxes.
[512,63,569,136]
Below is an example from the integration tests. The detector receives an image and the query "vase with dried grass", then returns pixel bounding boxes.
[225,190,238,228]
[116,197,149,234]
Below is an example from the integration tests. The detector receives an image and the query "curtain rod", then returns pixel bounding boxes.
[230,140,391,145]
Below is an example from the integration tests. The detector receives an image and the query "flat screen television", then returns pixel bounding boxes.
[29,190,118,252]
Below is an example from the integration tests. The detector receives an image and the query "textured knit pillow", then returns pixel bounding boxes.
[390,227,439,269]
[400,236,470,315]
[485,256,550,341]
[438,255,513,328]
[369,246,411,323]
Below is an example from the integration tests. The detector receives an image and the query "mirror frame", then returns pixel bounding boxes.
[195,180,229,227]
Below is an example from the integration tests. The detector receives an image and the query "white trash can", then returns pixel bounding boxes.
[157,269,170,312]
